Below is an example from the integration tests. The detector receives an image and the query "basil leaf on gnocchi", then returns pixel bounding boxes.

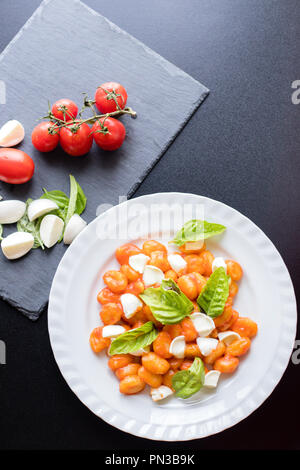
[172,219,226,247]
[197,267,229,318]
[172,357,205,398]
[109,321,158,355]
[139,279,194,325]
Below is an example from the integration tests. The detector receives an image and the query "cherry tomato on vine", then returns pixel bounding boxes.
[60,122,93,156]
[95,82,127,114]
[0,148,35,184]
[51,99,78,122]
[31,121,60,152]
[92,118,126,151]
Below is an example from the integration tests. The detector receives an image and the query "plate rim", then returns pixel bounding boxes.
[48,192,297,441]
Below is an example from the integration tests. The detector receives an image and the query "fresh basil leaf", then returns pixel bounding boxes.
[64,175,78,229]
[172,219,226,247]
[75,181,87,215]
[41,175,87,242]
[160,278,181,294]
[109,321,158,355]
[17,199,44,249]
[172,357,205,398]
[42,176,87,222]
[41,189,69,209]
[197,267,229,318]
[41,190,69,222]
[139,279,194,325]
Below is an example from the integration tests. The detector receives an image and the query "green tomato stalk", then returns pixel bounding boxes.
[41,93,137,135]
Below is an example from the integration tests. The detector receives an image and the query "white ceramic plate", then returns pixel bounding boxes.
[48,193,297,441]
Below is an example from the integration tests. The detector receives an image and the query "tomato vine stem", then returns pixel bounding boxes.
[41,95,137,135]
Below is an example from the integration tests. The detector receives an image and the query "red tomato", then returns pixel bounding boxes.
[32,121,60,152]
[51,99,78,122]
[0,148,35,184]
[95,82,127,113]
[92,118,125,151]
[60,123,93,156]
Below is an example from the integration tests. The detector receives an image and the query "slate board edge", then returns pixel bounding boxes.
[0,289,44,321]
[0,0,50,64]
[127,89,209,198]
[0,0,209,94]
[0,0,53,320]
[0,89,209,321]
[79,0,209,90]
[0,0,210,321]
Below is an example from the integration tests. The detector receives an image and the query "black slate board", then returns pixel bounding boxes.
[0,0,208,320]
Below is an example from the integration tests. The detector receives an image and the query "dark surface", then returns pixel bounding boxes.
[0,0,299,450]
[0,0,207,319]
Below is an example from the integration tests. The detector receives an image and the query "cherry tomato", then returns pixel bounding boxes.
[60,123,93,156]
[31,121,59,152]
[0,148,35,184]
[51,99,78,122]
[92,118,125,151]
[95,82,127,113]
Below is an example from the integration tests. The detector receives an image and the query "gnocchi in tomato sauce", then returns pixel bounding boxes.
[90,229,257,402]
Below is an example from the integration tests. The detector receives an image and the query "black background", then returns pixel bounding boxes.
[0,0,299,450]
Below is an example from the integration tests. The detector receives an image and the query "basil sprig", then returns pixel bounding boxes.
[17,199,44,249]
[74,178,87,215]
[41,174,87,239]
[109,321,158,355]
[172,219,226,247]
[172,357,205,398]
[40,189,69,221]
[17,175,87,249]
[64,174,86,230]
[139,279,194,325]
[197,267,229,318]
